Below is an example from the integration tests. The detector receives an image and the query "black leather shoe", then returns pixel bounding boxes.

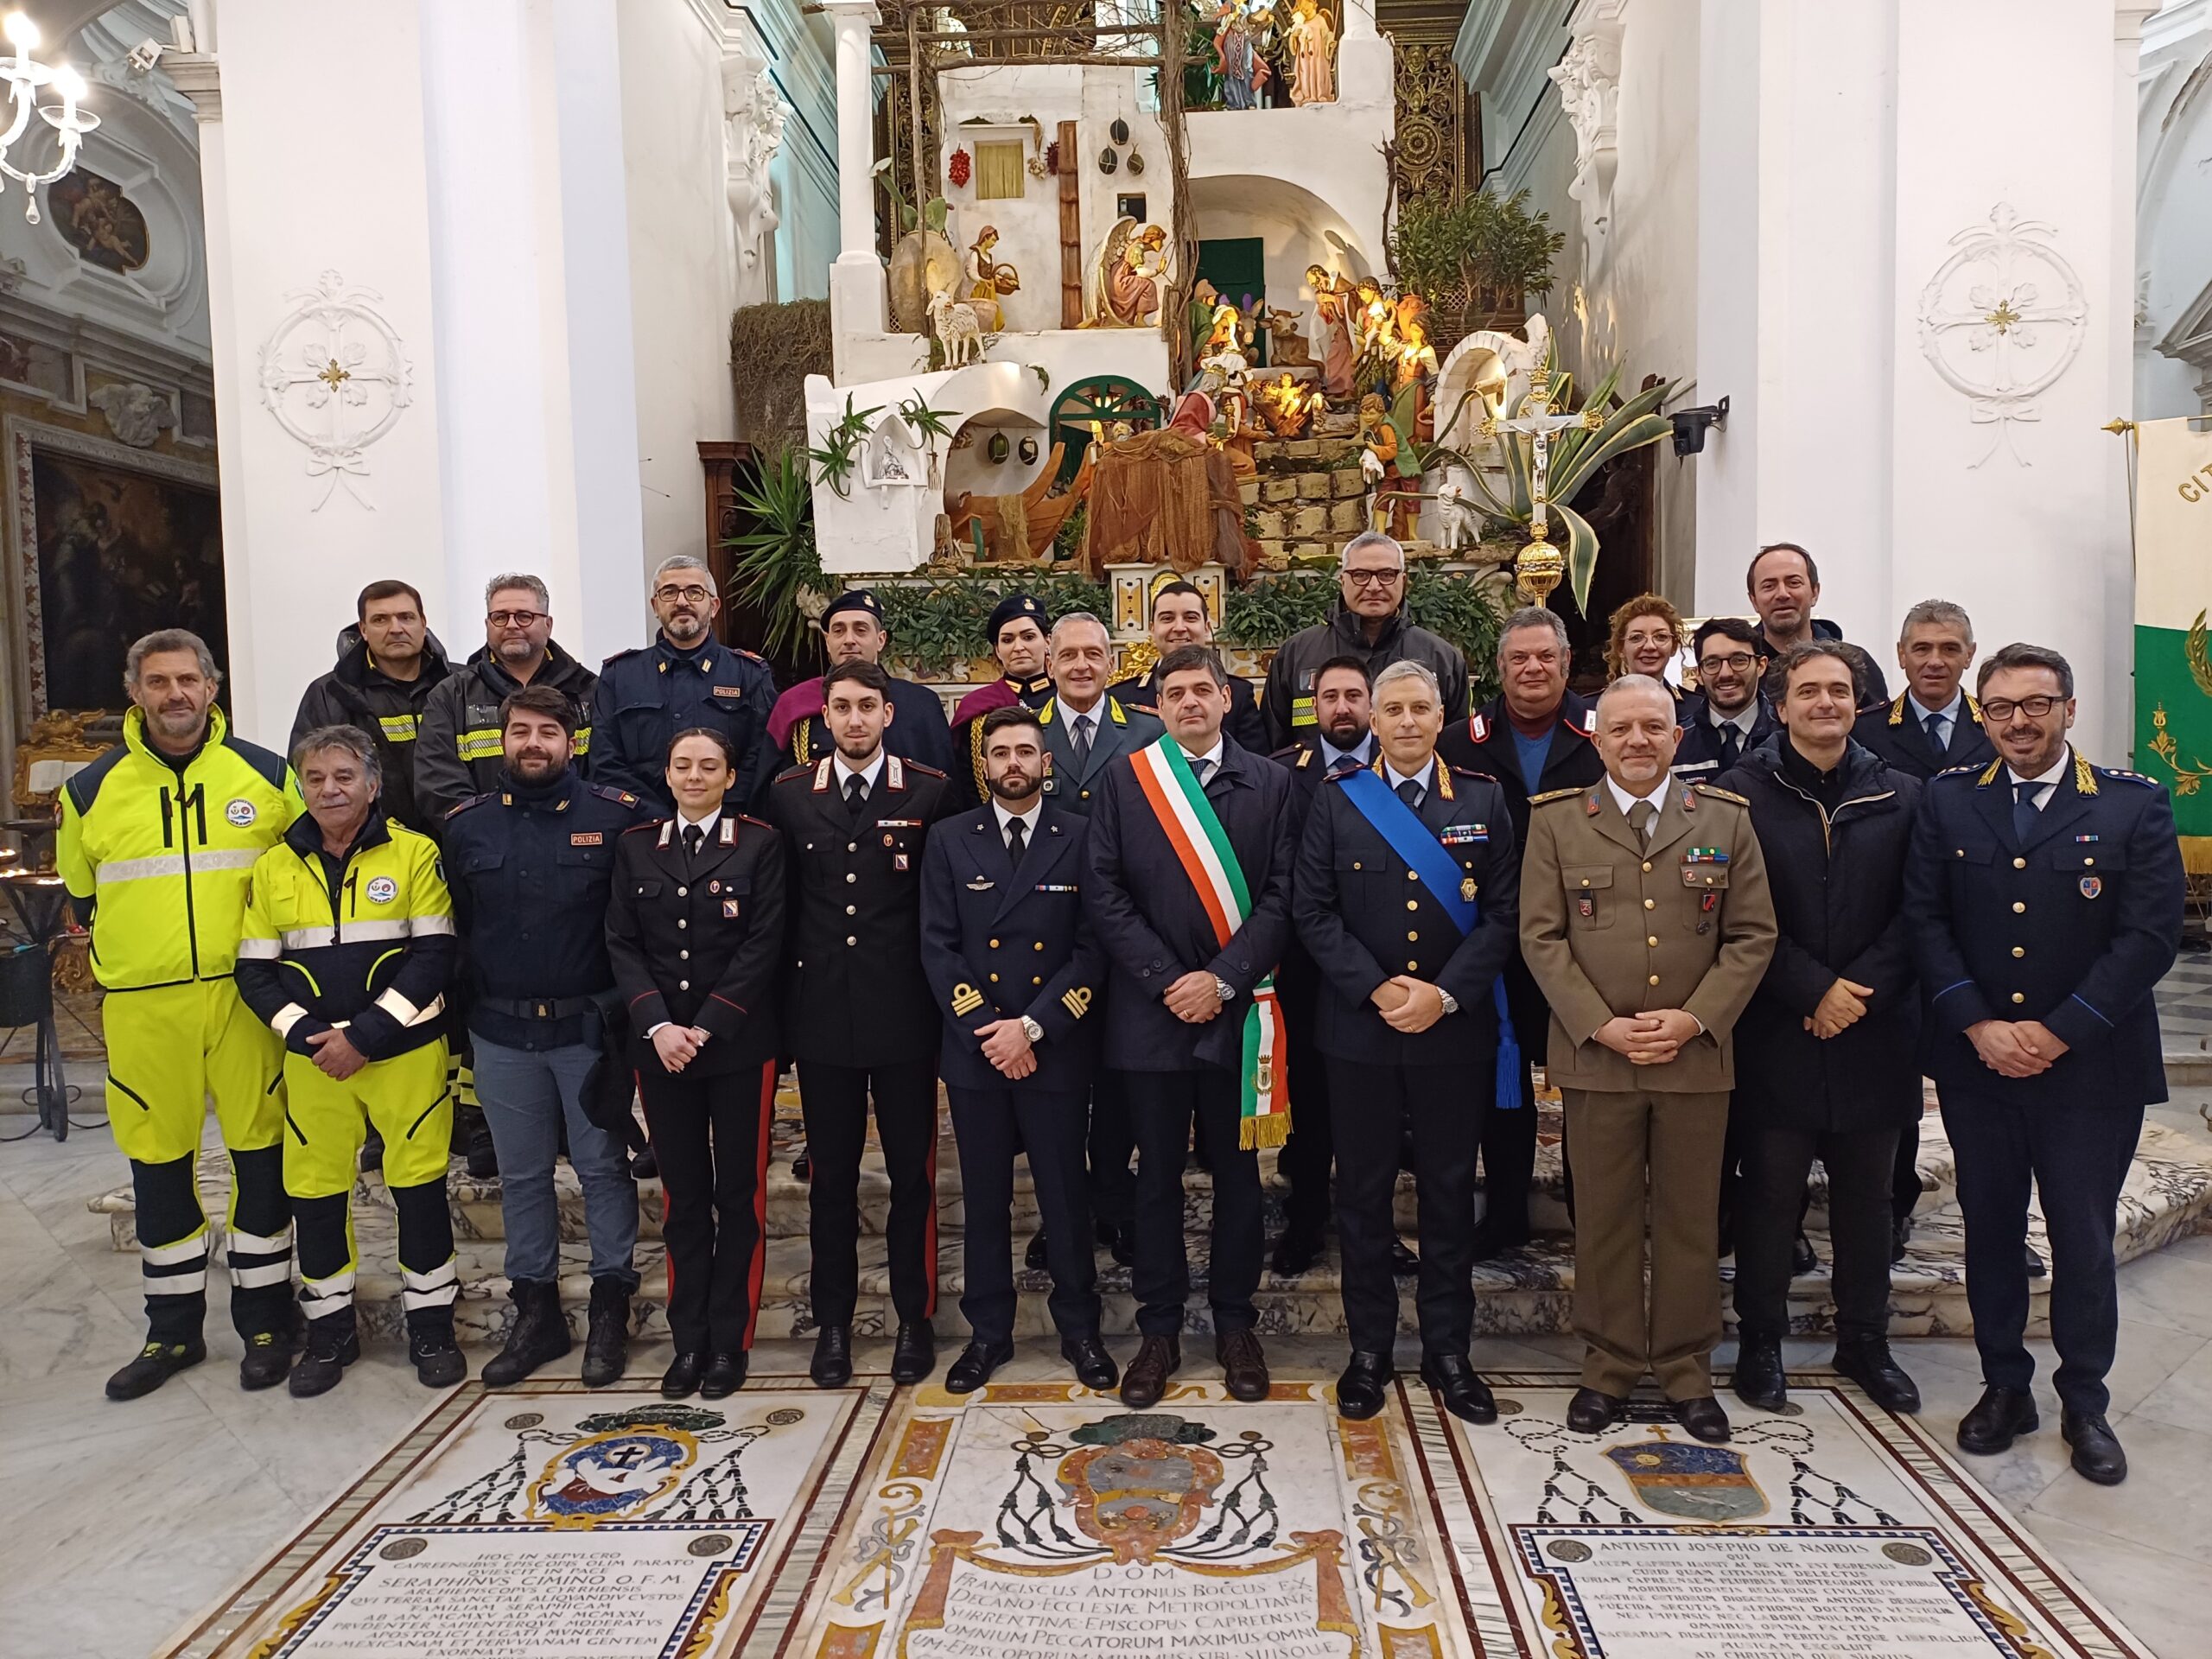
[1109,1225,1137,1268]
[106,1337,207,1402]
[810,1325,853,1388]
[1791,1234,1819,1276]
[945,1338,1014,1394]
[1271,1229,1324,1277]
[701,1352,747,1399]
[289,1313,361,1399]
[629,1146,659,1180]
[239,1329,294,1391]
[1732,1334,1788,1412]
[792,1146,811,1181]
[484,1280,570,1387]
[891,1320,935,1384]
[581,1277,632,1389]
[2024,1243,2047,1279]
[1063,1335,1118,1390]
[1025,1232,1050,1271]
[1566,1387,1624,1433]
[2061,1410,2126,1485]
[1834,1340,1920,1413]
[663,1351,707,1398]
[1335,1351,1393,1420]
[1672,1395,1732,1443]
[1421,1352,1497,1425]
[408,1315,467,1389]
[1217,1328,1269,1401]
[1467,1222,1529,1263]
[1891,1215,1912,1264]
[1390,1238,1421,1276]
[1121,1334,1181,1408]
[1956,1384,2039,1454]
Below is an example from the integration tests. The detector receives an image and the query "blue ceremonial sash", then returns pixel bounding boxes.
[1338,768,1524,1109]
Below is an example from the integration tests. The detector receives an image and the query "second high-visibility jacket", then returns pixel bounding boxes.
[234,805,456,1061]
[55,706,301,990]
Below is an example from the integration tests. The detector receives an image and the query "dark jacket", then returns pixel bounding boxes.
[1435,691,1605,1054]
[1269,734,1376,1029]
[1756,618,1889,704]
[1083,736,1295,1072]
[604,808,785,1075]
[1672,692,1779,780]
[1905,751,2183,1109]
[763,752,955,1066]
[1718,737,1923,1132]
[441,767,649,1050]
[1292,759,1520,1067]
[919,801,1105,1091]
[948,674,1056,804]
[291,636,454,832]
[416,641,599,825]
[1261,601,1470,750]
[766,673,957,788]
[1111,665,1266,754]
[590,634,780,814]
[1038,693,1163,815]
[1853,690,1996,781]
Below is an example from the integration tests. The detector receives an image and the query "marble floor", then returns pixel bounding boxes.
[3,1104,2209,1659]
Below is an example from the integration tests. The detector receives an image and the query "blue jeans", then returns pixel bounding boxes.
[472,1036,639,1287]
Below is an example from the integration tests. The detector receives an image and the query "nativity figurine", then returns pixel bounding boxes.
[965,226,1021,332]
[1084,218,1170,327]
[1286,0,1336,105]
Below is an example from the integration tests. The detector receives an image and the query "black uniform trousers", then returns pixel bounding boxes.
[137,1144,292,1344]
[1734,1127,1897,1346]
[1127,1068,1262,1337]
[1278,1027,1333,1244]
[1086,1071,1135,1236]
[1943,1085,2143,1416]
[1331,1060,1484,1356]
[1893,1115,1928,1221]
[641,1059,776,1353]
[798,1058,939,1327]
[950,1084,1100,1343]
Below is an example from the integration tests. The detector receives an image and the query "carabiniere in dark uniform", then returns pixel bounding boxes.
[764,751,954,1386]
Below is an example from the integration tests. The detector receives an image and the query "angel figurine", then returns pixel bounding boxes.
[1286,0,1336,105]
[1084,218,1169,327]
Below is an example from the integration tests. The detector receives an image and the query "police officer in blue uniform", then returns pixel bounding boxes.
[442,683,651,1391]
[1672,618,1777,780]
[1294,660,1521,1425]
[590,555,779,813]
[1905,643,2183,1488]
[920,706,1117,1394]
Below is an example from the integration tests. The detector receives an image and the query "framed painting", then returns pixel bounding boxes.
[47,168,151,274]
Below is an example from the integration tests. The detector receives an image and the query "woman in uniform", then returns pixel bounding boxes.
[606,728,786,1399]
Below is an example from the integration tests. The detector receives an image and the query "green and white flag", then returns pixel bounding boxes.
[2133,416,2212,872]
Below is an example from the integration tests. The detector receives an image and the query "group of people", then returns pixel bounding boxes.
[56,537,2182,1492]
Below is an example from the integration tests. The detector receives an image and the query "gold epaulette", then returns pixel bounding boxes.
[1528,785,1584,807]
[1689,783,1750,805]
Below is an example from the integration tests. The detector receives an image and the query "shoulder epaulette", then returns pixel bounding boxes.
[735,646,768,664]
[1690,782,1750,806]
[61,744,129,816]
[599,645,646,666]
[901,760,948,779]
[771,762,812,785]
[446,791,497,819]
[735,811,772,827]
[620,818,662,836]
[588,784,642,808]
[223,734,290,793]
[1528,785,1584,807]
[2096,766,2159,788]
[1287,747,1312,768]
[1447,765,1499,784]
[1933,762,1981,780]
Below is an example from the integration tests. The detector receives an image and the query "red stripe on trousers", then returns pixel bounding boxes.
[741,1059,775,1349]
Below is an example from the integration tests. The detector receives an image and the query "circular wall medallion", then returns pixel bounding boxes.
[1882,1542,1934,1567]
[503,1412,545,1430]
[379,1537,429,1561]
[1546,1539,1593,1563]
[690,1534,736,1557]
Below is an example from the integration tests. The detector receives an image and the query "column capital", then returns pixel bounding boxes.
[817,0,881,24]
[162,51,221,123]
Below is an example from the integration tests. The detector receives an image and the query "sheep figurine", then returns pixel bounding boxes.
[927,288,983,367]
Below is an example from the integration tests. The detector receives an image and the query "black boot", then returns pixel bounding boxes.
[483,1280,570,1387]
[463,1108,499,1181]
[408,1308,467,1389]
[582,1277,632,1388]
[289,1309,360,1398]
[105,1336,206,1402]
[1732,1333,1788,1412]
[238,1328,295,1392]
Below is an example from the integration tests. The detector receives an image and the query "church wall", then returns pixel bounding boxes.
[2135,3,2212,416]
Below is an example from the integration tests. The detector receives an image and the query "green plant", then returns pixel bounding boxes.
[1406,567,1507,702]
[807,393,883,499]
[1052,501,1088,563]
[897,393,959,443]
[1220,570,1338,646]
[722,444,824,661]
[1388,188,1565,306]
[876,570,1115,677]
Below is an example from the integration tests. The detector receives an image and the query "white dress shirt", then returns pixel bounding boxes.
[993,798,1042,849]
[1383,758,1436,802]
[1177,737,1226,780]
[1607,774,1671,830]
[832,748,887,797]
[1320,734,1375,771]
[2006,746,2071,809]
[1909,689,1966,752]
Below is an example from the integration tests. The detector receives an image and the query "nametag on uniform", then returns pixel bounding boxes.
[722,898,741,918]
[1672,760,1718,773]
[711,685,744,699]
[569,832,604,846]
[1440,824,1488,844]
[1037,883,1078,893]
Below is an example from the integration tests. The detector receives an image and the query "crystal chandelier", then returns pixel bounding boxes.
[0,11,94,224]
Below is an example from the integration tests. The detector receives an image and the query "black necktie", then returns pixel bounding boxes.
[1071,715,1093,774]
[1395,778,1423,809]
[2012,781,2043,842]
[683,823,705,861]
[844,772,868,811]
[1925,710,1948,755]
[1007,815,1028,868]
[1717,721,1741,769]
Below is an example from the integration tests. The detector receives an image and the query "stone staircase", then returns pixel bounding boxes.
[90,1080,2212,1349]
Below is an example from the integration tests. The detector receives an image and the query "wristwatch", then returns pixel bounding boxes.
[1437,989,1459,1015]
[1020,1015,1045,1044]
[1213,975,1234,1001]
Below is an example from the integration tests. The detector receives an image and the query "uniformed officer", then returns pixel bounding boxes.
[1269,654,1376,1278]
[1518,675,1777,1443]
[1672,618,1777,779]
[291,579,453,832]
[919,706,1117,1394]
[1085,645,1296,1409]
[1108,578,1266,752]
[1294,661,1521,1424]
[57,629,302,1401]
[1438,606,1603,1258]
[948,592,1055,803]
[1905,643,2183,1487]
[442,683,649,1389]
[764,659,956,1389]
[605,728,785,1401]
[764,588,957,782]
[591,555,780,813]
[416,572,599,823]
[1037,610,1160,1267]
[1853,599,2001,1260]
[234,726,461,1396]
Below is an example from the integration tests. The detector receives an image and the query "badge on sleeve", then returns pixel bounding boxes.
[2080,876,2101,899]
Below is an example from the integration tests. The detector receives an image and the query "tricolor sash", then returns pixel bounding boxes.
[1128,736,1289,1147]
[1337,766,1524,1110]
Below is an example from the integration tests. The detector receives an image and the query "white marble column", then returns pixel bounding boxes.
[1337,0,1393,110]
[823,0,887,339]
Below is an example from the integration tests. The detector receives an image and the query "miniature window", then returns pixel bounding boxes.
[976,141,1026,200]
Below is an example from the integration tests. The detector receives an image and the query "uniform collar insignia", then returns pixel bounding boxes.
[1470,711,1489,742]
[657,819,675,849]
[1586,790,1602,816]
[1887,693,1907,727]
[1436,766,1455,801]
[2073,750,2097,796]
[721,817,736,844]
[813,758,834,792]
[886,753,906,791]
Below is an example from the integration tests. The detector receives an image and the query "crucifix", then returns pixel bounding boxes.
[1481,366,1601,603]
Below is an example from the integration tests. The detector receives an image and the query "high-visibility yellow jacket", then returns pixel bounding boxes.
[235,806,455,1060]
[55,707,301,990]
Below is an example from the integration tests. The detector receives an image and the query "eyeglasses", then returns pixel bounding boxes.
[655,585,712,604]
[486,610,545,628]
[1343,568,1403,588]
[1980,695,2064,721]
[1698,652,1758,675]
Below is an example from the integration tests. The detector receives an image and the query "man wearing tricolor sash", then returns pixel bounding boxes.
[1292,661,1522,1426]
[1084,645,1297,1408]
